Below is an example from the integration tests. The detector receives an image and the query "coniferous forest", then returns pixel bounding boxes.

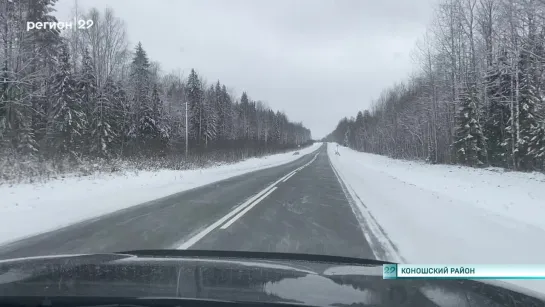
[326,0,545,172]
[0,1,312,182]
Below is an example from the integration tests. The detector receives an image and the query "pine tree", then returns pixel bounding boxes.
[51,44,85,158]
[516,48,540,170]
[214,81,224,140]
[529,120,545,169]
[17,121,39,155]
[79,48,97,101]
[221,85,233,140]
[354,111,364,150]
[186,69,203,143]
[1,61,11,146]
[78,47,97,151]
[248,100,257,141]
[131,42,151,101]
[89,77,119,157]
[275,111,287,145]
[113,80,130,156]
[202,85,218,147]
[26,0,63,149]
[90,89,115,157]
[454,84,488,166]
[240,92,250,139]
[485,52,512,167]
[137,83,159,150]
[129,42,152,149]
[151,83,170,151]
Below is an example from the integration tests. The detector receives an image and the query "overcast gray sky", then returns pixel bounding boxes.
[53,0,439,139]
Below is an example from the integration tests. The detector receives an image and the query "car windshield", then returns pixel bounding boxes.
[1,0,545,301]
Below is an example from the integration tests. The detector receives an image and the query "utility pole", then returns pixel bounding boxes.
[185,101,189,157]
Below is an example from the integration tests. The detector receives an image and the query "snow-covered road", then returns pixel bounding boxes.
[0,143,322,246]
[327,142,545,294]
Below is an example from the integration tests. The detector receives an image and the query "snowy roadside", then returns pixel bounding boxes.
[0,143,322,246]
[327,142,545,294]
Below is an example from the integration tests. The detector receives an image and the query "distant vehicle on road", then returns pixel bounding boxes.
[293,151,300,155]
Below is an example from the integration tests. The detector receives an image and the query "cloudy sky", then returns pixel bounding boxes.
[53,0,439,139]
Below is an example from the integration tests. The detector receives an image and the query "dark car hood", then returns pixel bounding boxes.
[0,251,544,307]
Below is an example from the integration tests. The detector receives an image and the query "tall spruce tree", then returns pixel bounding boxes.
[78,47,97,151]
[529,120,545,169]
[203,85,218,147]
[454,84,488,166]
[51,44,85,159]
[129,42,152,150]
[484,52,512,166]
[516,48,540,170]
[186,69,203,143]
[89,77,116,157]
[150,83,169,151]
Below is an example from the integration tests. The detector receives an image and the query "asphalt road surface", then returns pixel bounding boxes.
[0,144,374,260]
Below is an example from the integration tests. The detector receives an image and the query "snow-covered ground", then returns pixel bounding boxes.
[0,143,321,246]
[327,142,545,294]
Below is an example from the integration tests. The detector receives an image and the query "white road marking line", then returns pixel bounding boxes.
[284,169,297,179]
[282,172,297,182]
[328,159,378,260]
[301,153,319,168]
[178,168,297,249]
[327,153,402,261]
[177,151,320,249]
[220,187,278,229]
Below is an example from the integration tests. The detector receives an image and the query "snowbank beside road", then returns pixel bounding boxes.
[0,143,321,246]
[327,143,545,294]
